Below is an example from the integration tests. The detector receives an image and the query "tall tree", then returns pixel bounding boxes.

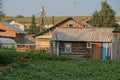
[28,14,39,34]
[0,0,3,21]
[89,1,116,27]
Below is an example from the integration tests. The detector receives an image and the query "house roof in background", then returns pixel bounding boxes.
[51,27,115,42]
[34,17,91,37]
[1,22,27,34]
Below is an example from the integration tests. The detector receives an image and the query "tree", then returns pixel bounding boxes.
[0,0,4,21]
[28,14,39,34]
[89,1,116,27]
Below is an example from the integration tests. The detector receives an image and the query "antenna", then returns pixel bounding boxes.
[72,0,77,16]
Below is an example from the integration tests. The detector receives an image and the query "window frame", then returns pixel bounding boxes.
[87,42,92,48]
[65,43,72,53]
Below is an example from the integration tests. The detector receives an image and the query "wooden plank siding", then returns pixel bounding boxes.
[0,23,16,37]
[35,17,86,50]
[112,32,120,60]
[35,38,50,50]
[58,41,90,58]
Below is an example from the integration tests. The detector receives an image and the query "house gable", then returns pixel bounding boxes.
[0,22,26,37]
[34,17,88,37]
[0,23,16,37]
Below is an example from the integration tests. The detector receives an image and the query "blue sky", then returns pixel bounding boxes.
[3,0,120,17]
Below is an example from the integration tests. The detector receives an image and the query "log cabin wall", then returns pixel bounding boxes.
[59,41,90,58]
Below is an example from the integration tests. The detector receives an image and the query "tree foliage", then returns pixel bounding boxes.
[89,1,116,27]
[27,14,39,34]
[0,0,3,21]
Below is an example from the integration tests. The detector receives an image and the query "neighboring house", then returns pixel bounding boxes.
[24,34,35,44]
[0,22,27,44]
[112,31,120,60]
[34,17,91,50]
[10,20,29,31]
[50,27,115,60]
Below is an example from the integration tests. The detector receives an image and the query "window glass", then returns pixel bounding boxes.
[87,42,92,48]
[65,43,72,53]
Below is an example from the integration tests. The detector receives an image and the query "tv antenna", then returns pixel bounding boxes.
[72,0,77,16]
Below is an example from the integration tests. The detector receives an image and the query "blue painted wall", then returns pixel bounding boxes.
[56,41,60,55]
[102,43,106,60]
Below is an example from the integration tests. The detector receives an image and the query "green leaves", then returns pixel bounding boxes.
[89,1,116,27]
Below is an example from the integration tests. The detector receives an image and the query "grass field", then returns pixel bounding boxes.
[0,50,120,80]
[3,16,120,25]
[3,16,90,25]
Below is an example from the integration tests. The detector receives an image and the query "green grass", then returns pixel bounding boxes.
[1,50,120,80]
[1,60,120,80]
[3,16,91,25]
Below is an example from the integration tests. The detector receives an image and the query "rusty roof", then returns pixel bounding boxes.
[51,27,115,42]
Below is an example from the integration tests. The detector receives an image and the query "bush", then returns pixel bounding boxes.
[0,49,71,66]
[0,50,20,66]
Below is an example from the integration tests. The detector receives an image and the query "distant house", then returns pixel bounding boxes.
[34,17,91,50]
[50,27,115,60]
[10,20,29,31]
[0,22,27,44]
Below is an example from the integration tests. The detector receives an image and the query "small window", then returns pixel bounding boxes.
[68,24,75,27]
[65,43,72,53]
[87,42,92,48]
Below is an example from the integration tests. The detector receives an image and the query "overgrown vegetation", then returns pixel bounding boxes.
[27,14,39,34]
[1,50,120,80]
[89,1,116,27]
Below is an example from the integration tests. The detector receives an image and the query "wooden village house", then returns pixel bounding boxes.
[0,22,27,44]
[50,27,115,60]
[34,17,91,50]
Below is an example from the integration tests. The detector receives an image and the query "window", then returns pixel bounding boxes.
[87,42,92,48]
[68,24,75,27]
[65,43,72,53]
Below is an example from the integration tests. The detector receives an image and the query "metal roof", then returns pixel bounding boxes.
[0,38,16,44]
[1,22,27,34]
[51,27,115,42]
[36,35,52,38]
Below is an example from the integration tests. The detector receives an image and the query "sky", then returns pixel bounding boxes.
[2,0,120,17]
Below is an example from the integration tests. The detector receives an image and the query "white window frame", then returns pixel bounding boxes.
[65,43,72,53]
[87,42,92,48]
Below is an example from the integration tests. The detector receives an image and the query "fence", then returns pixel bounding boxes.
[16,44,49,53]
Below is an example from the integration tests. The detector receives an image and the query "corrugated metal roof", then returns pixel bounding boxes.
[51,27,115,42]
[1,22,27,34]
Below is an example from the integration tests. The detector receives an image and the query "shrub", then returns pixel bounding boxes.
[0,50,20,66]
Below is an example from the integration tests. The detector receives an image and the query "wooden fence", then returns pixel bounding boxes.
[16,44,49,53]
